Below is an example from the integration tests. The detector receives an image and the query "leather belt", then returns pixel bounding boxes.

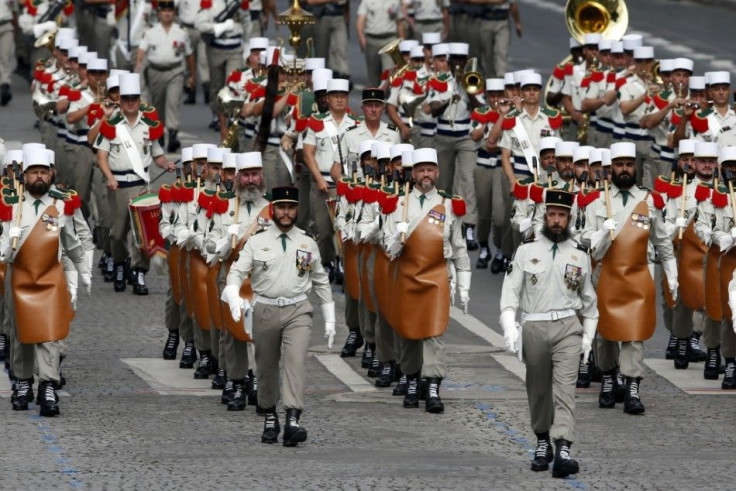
[254,293,307,307]
[522,309,577,322]
[148,61,182,71]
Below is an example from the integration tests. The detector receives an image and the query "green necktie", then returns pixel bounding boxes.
[246,201,252,214]
[280,233,287,252]
[620,190,630,206]
[419,194,426,209]
[33,199,42,215]
[552,243,558,259]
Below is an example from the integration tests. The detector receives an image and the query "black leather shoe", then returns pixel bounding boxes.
[335,260,344,285]
[11,378,33,411]
[403,373,421,408]
[704,347,721,380]
[598,371,616,408]
[688,333,708,362]
[490,254,505,274]
[576,355,591,388]
[163,331,179,360]
[261,409,280,444]
[193,351,213,379]
[530,435,553,472]
[38,381,60,417]
[211,369,227,390]
[221,379,234,405]
[283,408,307,447]
[104,256,115,282]
[133,269,149,295]
[476,247,490,269]
[612,368,626,403]
[623,377,645,415]
[722,360,736,390]
[367,356,381,378]
[202,82,210,104]
[375,361,395,387]
[179,342,197,369]
[340,330,364,358]
[552,439,579,478]
[183,86,196,105]
[227,379,247,411]
[113,263,126,292]
[0,83,12,106]
[0,334,5,362]
[589,350,602,383]
[424,378,444,413]
[463,224,479,251]
[246,369,258,406]
[167,130,181,153]
[665,333,677,360]
[674,337,690,370]
[361,343,374,369]
[393,373,408,396]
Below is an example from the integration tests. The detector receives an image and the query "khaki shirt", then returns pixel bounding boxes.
[695,185,731,247]
[500,235,598,319]
[665,176,707,232]
[357,0,402,36]
[561,62,586,112]
[93,112,165,174]
[303,111,360,180]
[693,106,736,147]
[617,74,649,125]
[411,0,448,20]
[139,23,192,65]
[226,225,333,305]
[204,194,270,256]
[334,121,400,176]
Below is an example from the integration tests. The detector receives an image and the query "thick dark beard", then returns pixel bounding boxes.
[542,224,570,243]
[27,180,50,196]
[611,171,635,189]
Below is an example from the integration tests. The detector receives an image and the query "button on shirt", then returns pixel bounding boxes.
[226,226,333,304]
[139,23,193,65]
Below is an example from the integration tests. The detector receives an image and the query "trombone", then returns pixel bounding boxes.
[447,57,484,128]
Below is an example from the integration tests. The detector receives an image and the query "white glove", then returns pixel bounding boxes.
[175,228,190,246]
[519,217,532,234]
[227,223,239,238]
[189,234,204,250]
[8,227,21,240]
[674,217,687,230]
[86,250,95,272]
[500,309,519,353]
[729,287,736,332]
[603,218,617,231]
[221,284,242,322]
[581,318,597,364]
[395,221,409,238]
[321,301,336,349]
[731,227,736,239]
[80,272,92,295]
[32,21,56,39]
[215,237,230,255]
[663,258,678,303]
[448,262,457,306]
[664,222,676,239]
[213,19,234,37]
[719,234,734,252]
[590,229,610,253]
[243,299,253,338]
[65,269,78,311]
[457,270,471,314]
[701,229,712,246]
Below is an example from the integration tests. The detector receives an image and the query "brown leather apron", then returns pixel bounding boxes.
[167,244,182,304]
[373,245,391,319]
[359,242,376,313]
[12,205,74,344]
[719,248,736,320]
[189,251,211,331]
[343,240,359,300]
[181,249,194,317]
[597,200,656,342]
[678,220,707,311]
[390,204,450,340]
[705,245,723,321]
[206,263,223,330]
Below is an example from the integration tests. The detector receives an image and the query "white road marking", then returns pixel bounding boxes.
[121,358,214,396]
[314,354,378,393]
[644,359,734,395]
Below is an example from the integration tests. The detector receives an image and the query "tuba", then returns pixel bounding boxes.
[461,57,484,96]
[217,86,245,149]
[379,38,409,85]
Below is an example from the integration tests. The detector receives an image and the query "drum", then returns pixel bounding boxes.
[129,193,167,259]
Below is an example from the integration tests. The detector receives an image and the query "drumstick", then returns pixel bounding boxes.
[603,171,614,241]
[11,174,24,251]
[677,171,688,240]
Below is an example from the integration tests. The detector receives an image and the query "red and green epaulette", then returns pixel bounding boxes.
[471,106,500,125]
[24,0,41,16]
[651,190,666,210]
[205,190,233,218]
[552,60,573,81]
[438,190,466,217]
[403,69,418,83]
[307,111,329,132]
[0,194,19,221]
[540,106,563,130]
[87,102,104,126]
[347,113,363,125]
[576,188,600,208]
[50,188,80,215]
[142,113,164,141]
[380,193,400,215]
[690,107,713,134]
[346,183,365,204]
[176,181,196,203]
[198,188,216,212]
[529,182,545,204]
[226,69,244,85]
[712,185,728,208]
[652,89,672,110]
[336,177,350,197]
[99,114,123,140]
[427,73,451,93]
[670,108,684,127]
[606,71,616,84]
[159,184,173,203]
[140,103,159,121]
[362,182,383,204]
[695,181,712,202]
[615,76,627,91]
[512,177,535,200]
[654,175,675,195]
[200,0,212,8]
[581,68,605,88]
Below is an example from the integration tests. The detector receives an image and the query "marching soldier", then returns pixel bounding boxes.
[223,186,335,447]
[0,0,12,106]
[687,72,736,148]
[581,142,677,413]
[404,0,448,43]
[356,0,405,87]
[303,0,351,80]
[500,189,596,478]
[94,73,174,294]
[178,0,211,104]
[135,0,196,153]
[3,147,91,416]
[383,147,471,412]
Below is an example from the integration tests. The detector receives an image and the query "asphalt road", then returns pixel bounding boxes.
[3,0,736,488]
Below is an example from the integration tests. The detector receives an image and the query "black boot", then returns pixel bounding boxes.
[132,269,149,295]
[334,260,344,285]
[323,261,335,283]
[340,330,364,358]
[179,341,197,369]
[463,223,479,251]
[38,381,60,417]
[167,129,181,153]
[665,333,677,360]
[688,333,708,362]
[490,252,506,274]
[425,377,444,413]
[476,245,490,269]
[202,82,211,104]
[193,351,214,379]
[0,333,5,362]
[211,368,227,390]
[98,252,106,272]
[589,349,602,382]
[227,379,247,411]
[0,83,12,106]
[704,347,721,380]
[576,355,590,388]
[104,256,115,282]
[598,370,616,408]
[612,367,626,403]
[261,408,280,444]
[375,360,395,387]
[623,376,645,415]
[11,378,33,411]
[361,343,374,369]
[113,263,126,292]
[674,337,690,370]
[183,85,196,105]
[283,408,308,447]
[722,359,736,390]
[367,355,381,378]
[403,373,421,408]
[163,331,179,360]
[552,439,579,478]
[221,378,234,405]
[530,432,553,472]
[393,373,408,396]
[246,369,258,406]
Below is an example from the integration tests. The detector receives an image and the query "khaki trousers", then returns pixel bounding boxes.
[721,320,736,358]
[398,335,446,378]
[375,312,395,363]
[222,329,251,379]
[64,142,95,218]
[108,184,150,270]
[345,295,360,331]
[364,34,394,88]
[411,20,443,42]
[596,338,645,378]
[309,182,337,265]
[472,18,510,78]
[179,298,194,343]
[0,23,14,86]
[436,135,477,225]
[262,145,294,189]
[93,167,112,254]
[254,300,313,410]
[206,45,243,114]
[146,65,185,131]
[315,15,350,76]
[357,245,376,344]
[522,316,581,443]
[164,284,180,333]
[474,165,511,251]
[184,26,210,84]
